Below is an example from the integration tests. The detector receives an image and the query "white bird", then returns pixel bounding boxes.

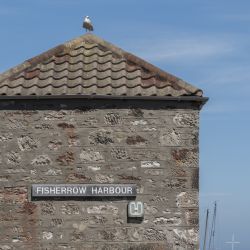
[83,16,94,32]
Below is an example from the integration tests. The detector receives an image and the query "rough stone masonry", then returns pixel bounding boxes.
[0,99,201,250]
[0,34,207,250]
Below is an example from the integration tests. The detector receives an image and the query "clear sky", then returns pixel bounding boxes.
[0,0,249,249]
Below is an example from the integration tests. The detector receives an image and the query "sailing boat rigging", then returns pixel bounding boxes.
[208,202,217,250]
[202,201,218,250]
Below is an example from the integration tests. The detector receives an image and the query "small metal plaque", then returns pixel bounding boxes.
[128,201,144,218]
[32,184,136,198]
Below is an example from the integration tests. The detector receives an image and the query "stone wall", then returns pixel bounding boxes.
[0,99,200,250]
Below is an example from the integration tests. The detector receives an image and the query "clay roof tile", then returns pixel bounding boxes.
[0,34,203,98]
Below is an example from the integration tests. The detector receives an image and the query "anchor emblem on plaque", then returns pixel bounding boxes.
[128,201,144,218]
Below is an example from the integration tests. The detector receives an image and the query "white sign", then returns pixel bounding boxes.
[128,201,144,218]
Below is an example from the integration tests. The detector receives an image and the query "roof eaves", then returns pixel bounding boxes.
[0,94,208,103]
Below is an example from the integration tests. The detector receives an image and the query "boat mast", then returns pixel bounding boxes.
[203,209,209,250]
[208,201,217,250]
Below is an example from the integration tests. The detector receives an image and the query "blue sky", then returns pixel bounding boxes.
[0,0,249,249]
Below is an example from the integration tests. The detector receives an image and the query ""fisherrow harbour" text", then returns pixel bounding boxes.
[32,184,136,197]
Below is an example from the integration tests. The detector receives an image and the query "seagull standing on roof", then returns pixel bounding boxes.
[83,16,94,32]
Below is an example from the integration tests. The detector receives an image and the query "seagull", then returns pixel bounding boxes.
[83,16,94,32]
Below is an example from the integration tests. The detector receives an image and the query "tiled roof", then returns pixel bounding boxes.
[0,34,203,98]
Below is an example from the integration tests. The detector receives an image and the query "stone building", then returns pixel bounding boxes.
[0,34,207,249]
